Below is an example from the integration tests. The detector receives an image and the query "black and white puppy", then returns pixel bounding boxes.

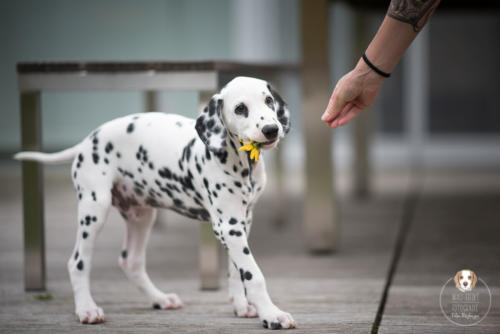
[15,76,295,329]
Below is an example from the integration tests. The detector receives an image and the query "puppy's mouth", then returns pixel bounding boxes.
[260,139,278,149]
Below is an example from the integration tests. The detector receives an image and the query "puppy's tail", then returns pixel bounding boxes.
[14,144,80,165]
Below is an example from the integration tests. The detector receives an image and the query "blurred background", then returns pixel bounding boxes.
[1,0,499,170]
[1,0,499,332]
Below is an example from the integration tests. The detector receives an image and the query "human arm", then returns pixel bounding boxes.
[321,0,441,128]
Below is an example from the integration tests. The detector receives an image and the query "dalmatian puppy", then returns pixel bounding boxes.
[454,269,477,292]
[15,76,295,329]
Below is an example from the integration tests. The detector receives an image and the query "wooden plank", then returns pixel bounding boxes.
[380,182,500,332]
[301,0,338,251]
[20,92,46,291]
[17,60,297,74]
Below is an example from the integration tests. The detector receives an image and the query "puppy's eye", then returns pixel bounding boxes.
[468,276,471,279]
[460,276,463,279]
[265,96,274,106]
[234,103,247,115]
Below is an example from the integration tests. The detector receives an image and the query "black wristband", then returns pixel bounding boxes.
[362,53,391,78]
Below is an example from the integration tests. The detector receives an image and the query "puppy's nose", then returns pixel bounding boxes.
[262,124,279,140]
[463,281,468,286]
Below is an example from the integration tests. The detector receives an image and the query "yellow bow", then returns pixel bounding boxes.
[238,139,261,162]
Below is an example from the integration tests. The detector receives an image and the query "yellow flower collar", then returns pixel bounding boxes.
[238,138,261,162]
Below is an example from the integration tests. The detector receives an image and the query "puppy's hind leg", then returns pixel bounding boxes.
[119,207,183,310]
[68,191,111,324]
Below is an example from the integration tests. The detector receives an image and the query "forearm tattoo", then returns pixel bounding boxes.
[387,0,441,32]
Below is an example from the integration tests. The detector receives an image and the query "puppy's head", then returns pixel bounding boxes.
[454,269,477,292]
[196,76,290,153]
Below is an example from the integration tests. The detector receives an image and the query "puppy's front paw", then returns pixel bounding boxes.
[76,304,105,324]
[233,302,258,318]
[152,293,184,310]
[260,306,296,330]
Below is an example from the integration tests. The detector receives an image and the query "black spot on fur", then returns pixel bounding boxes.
[91,191,96,201]
[121,250,127,259]
[134,187,144,196]
[229,229,242,237]
[229,218,238,225]
[158,167,172,179]
[77,260,84,271]
[74,251,79,260]
[243,247,250,255]
[127,123,135,133]
[241,169,249,177]
[153,303,161,310]
[92,153,99,164]
[82,231,88,239]
[105,142,114,154]
[234,181,242,188]
[244,271,253,280]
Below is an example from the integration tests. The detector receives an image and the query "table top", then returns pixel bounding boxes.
[17,60,297,74]
[16,60,298,92]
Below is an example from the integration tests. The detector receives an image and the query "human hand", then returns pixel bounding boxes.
[321,59,386,128]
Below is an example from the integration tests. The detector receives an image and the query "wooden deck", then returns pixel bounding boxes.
[0,165,499,333]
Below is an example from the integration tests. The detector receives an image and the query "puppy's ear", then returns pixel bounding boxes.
[267,83,291,135]
[454,271,461,289]
[471,271,478,289]
[196,94,227,153]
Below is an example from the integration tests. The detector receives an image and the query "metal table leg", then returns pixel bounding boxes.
[20,92,46,291]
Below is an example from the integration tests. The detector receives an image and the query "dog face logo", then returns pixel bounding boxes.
[454,269,477,292]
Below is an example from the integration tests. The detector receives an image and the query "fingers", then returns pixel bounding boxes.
[326,104,363,128]
[321,87,345,122]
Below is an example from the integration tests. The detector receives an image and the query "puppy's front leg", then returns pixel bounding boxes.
[220,223,296,329]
